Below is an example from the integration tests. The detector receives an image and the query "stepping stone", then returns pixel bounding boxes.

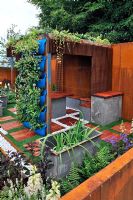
[24,141,40,157]
[51,122,64,133]
[1,121,22,131]
[66,109,78,114]
[112,122,132,135]
[100,130,121,143]
[85,123,100,131]
[11,129,35,141]
[8,108,17,113]
[0,116,14,122]
[58,117,78,126]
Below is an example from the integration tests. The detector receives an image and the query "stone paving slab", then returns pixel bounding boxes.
[85,123,100,131]
[8,107,17,113]
[24,141,40,157]
[100,130,121,143]
[1,121,22,131]
[112,122,132,135]
[0,116,14,122]
[11,129,36,141]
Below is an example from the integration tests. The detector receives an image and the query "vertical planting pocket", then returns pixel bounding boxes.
[37,38,47,55]
[39,56,46,71]
[36,73,47,88]
[40,90,47,106]
[35,124,47,136]
[39,108,47,122]
[23,121,32,129]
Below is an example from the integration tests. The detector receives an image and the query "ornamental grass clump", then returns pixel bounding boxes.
[47,120,99,153]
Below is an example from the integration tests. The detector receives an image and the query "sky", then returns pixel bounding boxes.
[0,0,39,39]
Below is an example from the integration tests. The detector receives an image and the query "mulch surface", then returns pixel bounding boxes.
[51,122,64,133]
[66,109,78,114]
[58,117,78,126]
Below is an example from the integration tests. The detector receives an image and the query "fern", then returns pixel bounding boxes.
[60,163,81,195]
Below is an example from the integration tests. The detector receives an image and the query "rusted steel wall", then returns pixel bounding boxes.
[63,55,91,97]
[50,40,112,95]
[112,42,133,120]
[61,148,133,200]
[0,67,17,86]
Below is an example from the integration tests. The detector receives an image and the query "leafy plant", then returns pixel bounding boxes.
[0,152,30,190]
[10,29,45,130]
[60,163,81,195]
[60,142,114,195]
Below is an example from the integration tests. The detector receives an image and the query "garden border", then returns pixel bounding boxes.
[61,147,133,200]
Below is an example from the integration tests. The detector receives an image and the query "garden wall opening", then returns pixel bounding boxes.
[63,55,92,97]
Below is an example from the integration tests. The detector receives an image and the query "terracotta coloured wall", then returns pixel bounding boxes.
[63,55,91,97]
[112,42,133,120]
[51,55,57,86]
[0,67,17,86]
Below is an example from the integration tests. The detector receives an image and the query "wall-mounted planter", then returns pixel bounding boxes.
[37,38,47,55]
[44,129,102,179]
[39,56,46,71]
[40,90,47,106]
[39,108,47,122]
[35,124,47,136]
[36,74,47,89]
[23,121,31,129]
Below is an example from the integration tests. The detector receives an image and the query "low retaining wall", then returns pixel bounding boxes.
[61,148,133,200]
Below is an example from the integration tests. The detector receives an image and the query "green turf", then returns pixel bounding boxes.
[1,103,130,162]
[1,104,42,162]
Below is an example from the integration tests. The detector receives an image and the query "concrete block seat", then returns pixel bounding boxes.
[91,91,123,125]
[79,99,91,121]
[66,95,81,110]
[51,92,73,119]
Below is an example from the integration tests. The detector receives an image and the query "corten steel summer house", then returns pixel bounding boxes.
[7,35,123,134]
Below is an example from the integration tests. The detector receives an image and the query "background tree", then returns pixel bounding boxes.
[28,0,133,43]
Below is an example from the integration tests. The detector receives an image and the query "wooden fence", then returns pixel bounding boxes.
[0,67,17,86]
[61,148,133,200]
[112,42,133,120]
